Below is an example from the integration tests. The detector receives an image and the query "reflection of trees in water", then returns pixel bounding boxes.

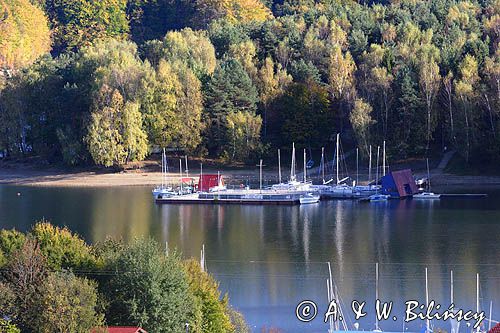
[80,192,500,330]
[90,188,153,242]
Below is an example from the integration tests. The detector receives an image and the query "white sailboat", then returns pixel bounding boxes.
[312,134,359,198]
[368,194,390,201]
[414,158,441,199]
[152,148,176,198]
[299,193,320,204]
[354,144,381,196]
[271,143,314,192]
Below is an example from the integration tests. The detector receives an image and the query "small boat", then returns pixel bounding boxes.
[414,158,440,200]
[369,194,390,201]
[300,193,320,204]
[413,192,441,199]
[153,148,169,197]
[155,189,178,199]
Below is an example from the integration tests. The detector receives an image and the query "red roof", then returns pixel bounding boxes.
[92,327,147,333]
[488,323,500,333]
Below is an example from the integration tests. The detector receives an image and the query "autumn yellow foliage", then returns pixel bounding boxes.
[0,0,51,71]
[196,0,272,26]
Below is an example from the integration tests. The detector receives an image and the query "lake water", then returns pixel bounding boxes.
[1,184,499,332]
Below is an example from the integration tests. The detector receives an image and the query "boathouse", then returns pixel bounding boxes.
[380,169,418,198]
[198,174,224,192]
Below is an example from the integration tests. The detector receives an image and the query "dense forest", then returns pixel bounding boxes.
[0,0,498,167]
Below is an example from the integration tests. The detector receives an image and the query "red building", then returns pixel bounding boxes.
[198,174,224,192]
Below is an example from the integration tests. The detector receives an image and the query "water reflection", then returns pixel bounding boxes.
[1,185,500,332]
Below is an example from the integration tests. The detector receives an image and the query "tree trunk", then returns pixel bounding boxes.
[484,93,495,138]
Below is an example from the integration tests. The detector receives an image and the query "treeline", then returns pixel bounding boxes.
[0,0,498,167]
[0,222,247,333]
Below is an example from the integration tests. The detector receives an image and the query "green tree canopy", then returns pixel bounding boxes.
[86,85,147,167]
[184,259,234,333]
[43,0,129,53]
[204,58,259,157]
[29,221,98,270]
[37,271,104,333]
[104,239,197,332]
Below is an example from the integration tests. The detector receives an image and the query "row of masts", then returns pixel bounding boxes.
[279,134,389,186]
[160,133,388,192]
[329,263,494,333]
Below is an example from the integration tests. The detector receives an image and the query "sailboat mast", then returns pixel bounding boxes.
[161,148,165,188]
[303,149,307,183]
[376,146,380,185]
[200,163,203,192]
[278,149,282,184]
[450,270,454,304]
[179,159,183,193]
[291,143,296,181]
[426,267,430,332]
[356,148,359,185]
[383,141,386,177]
[336,133,340,185]
[489,301,493,331]
[165,149,168,186]
[259,159,263,193]
[376,262,380,331]
[427,158,431,192]
[369,145,372,184]
[477,273,480,333]
[322,147,325,183]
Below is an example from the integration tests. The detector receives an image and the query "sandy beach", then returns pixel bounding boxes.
[1,165,500,189]
[0,163,269,187]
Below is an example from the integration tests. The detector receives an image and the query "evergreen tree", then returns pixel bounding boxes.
[204,58,259,157]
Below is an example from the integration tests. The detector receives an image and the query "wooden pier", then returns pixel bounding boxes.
[155,189,307,205]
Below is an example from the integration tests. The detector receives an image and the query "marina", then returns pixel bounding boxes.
[155,189,308,205]
[152,137,486,206]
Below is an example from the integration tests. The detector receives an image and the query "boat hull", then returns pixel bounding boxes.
[413,192,441,199]
[299,195,320,204]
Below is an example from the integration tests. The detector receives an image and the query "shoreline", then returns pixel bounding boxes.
[2,167,500,189]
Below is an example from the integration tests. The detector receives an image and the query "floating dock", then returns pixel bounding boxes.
[155,189,309,205]
[440,193,488,198]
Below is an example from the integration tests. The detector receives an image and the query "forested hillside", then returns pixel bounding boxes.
[0,0,498,167]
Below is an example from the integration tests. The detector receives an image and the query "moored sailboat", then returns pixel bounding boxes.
[152,148,176,198]
[413,158,441,199]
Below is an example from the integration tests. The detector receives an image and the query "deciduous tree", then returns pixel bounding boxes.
[0,0,51,72]
[37,271,104,333]
[104,239,197,333]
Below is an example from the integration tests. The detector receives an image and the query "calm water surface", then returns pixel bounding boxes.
[1,185,499,332]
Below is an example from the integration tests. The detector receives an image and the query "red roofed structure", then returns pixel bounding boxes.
[91,327,147,333]
[380,169,418,198]
[198,174,224,192]
[488,323,500,333]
